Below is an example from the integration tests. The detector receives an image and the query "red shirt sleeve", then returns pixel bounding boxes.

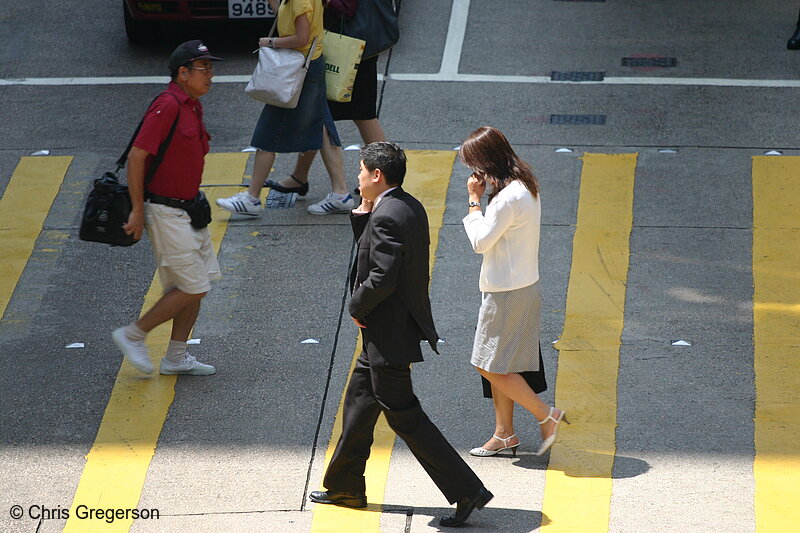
[132,94,180,156]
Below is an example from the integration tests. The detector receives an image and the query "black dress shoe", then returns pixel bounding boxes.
[788,27,800,50]
[439,487,493,527]
[264,175,309,196]
[308,490,367,508]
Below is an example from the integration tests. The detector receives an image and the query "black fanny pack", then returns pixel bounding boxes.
[146,191,212,229]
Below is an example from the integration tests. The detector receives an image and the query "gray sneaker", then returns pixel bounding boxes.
[307,193,354,215]
[159,354,216,376]
[112,326,154,375]
[216,191,262,216]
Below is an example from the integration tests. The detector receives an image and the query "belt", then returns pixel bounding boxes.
[145,192,192,209]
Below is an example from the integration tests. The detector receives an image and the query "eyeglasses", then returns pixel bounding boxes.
[186,65,214,75]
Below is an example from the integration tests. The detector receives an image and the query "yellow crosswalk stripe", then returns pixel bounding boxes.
[0,156,72,319]
[543,153,637,532]
[751,156,800,532]
[310,150,455,532]
[64,154,249,532]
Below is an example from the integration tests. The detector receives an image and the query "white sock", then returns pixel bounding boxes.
[165,340,188,363]
[247,193,260,203]
[332,192,350,200]
[126,324,147,342]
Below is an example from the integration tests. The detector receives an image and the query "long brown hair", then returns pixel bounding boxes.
[459,126,539,202]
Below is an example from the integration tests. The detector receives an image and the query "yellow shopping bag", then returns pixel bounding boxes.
[323,31,365,103]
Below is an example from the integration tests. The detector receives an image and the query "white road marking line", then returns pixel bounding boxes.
[0,76,171,85]
[440,0,470,76]
[4,73,800,88]
[389,73,800,87]
[602,76,800,87]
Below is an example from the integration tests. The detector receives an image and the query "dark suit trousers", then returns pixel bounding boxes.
[323,345,484,504]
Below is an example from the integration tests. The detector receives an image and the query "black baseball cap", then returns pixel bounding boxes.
[168,40,223,72]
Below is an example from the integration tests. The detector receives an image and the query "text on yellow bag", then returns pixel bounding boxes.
[323,31,365,103]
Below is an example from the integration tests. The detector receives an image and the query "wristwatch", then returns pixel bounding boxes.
[468,201,480,208]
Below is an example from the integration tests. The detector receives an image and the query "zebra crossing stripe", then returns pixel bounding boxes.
[751,156,800,532]
[0,156,72,319]
[542,153,637,532]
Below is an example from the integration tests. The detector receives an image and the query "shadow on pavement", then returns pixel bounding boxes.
[352,503,550,533]
[512,452,651,479]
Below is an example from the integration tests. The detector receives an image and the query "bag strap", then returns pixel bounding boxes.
[267,11,280,38]
[267,0,290,37]
[115,92,182,186]
[304,37,318,68]
[143,93,181,186]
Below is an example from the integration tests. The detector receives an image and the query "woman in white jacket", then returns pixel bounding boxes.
[461,126,567,457]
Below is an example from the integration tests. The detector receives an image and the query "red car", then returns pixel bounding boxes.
[123,0,275,43]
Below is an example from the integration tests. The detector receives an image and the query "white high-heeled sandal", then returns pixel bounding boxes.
[535,407,568,456]
[469,434,521,457]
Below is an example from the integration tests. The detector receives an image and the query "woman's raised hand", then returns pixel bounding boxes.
[467,173,486,198]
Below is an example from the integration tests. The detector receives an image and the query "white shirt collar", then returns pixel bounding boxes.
[374,186,398,208]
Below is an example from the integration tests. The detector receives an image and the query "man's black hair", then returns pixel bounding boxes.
[360,142,406,186]
[170,61,192,81]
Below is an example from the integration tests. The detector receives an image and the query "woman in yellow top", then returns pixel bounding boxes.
[217,0,352,217]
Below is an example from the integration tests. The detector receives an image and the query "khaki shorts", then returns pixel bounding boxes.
[145,202,221,295]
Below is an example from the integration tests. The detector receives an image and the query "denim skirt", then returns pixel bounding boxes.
[250,55,341,153]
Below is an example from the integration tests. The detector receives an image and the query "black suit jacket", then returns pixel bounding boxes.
[348,187,439,366]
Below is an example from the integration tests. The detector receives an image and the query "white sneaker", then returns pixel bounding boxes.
[216,191,262,216]
[307,193,354,215]
[159,354,216,376]
[112,327,154,375]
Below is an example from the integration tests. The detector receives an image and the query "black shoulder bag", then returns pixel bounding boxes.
[342,0,399,59]
[79,92,181,247]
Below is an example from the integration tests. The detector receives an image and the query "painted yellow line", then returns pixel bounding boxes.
[752,156,800,532]
[0,156,72,319]
[405,150,457,264]
[310,150,455,532]
[543,153,637,532]
[64,154,249,533]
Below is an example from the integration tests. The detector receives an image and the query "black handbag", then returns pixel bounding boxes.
[79,171,138,247]
[342,0,399,59]
[79,93,180,246]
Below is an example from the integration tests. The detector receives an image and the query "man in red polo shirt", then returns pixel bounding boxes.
[112,40,222,376]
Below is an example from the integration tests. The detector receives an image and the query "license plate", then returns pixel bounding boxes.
[228,0,274,18]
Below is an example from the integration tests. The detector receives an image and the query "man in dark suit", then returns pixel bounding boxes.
[309,142,493,528]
